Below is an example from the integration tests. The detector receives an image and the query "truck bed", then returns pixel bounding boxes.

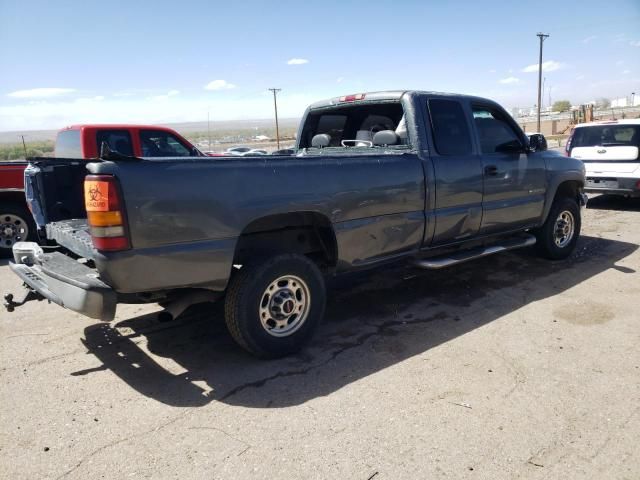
[46,219,95,260]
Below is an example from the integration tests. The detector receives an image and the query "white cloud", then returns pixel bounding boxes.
[287,58,309,65]
[576,74,585,80]
[488,69,496,73]
[94,96,105,101]
[522,60,563,73]
[7,88,75,98]
[150,90,181,101]
[622,70,630,74]
[336,77,344,83]
[204,80,237,90]
[582,35,597,44]
[167,90,180,96]
[630,40,640,47]
[499,76,520,84]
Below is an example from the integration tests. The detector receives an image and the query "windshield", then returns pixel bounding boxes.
[572,125,640,148]
[300,102,407,149]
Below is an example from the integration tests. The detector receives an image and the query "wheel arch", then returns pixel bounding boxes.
[233,211,338,270]
[541,177,584,224]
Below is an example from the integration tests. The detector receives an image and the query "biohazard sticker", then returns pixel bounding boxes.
[84,181,109,211]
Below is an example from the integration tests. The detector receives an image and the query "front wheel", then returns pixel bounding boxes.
[224,254,326,358]
[1,203,36,256]
[534,197,581,260]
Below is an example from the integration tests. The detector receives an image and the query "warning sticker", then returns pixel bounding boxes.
[84,181,109,211]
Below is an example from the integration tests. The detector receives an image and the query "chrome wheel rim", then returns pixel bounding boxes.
[553,210,575,248]
[259,275,311,337]
[1,213,29,249]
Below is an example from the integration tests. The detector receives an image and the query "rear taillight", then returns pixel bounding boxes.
[564,132,574,157]
[84,175,130,251]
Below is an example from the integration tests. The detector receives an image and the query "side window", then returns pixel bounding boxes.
[96,130,133,156]
[55,130,82,157]
[472,106,522,153]
[140,130,192,157]
[428,99,472,155]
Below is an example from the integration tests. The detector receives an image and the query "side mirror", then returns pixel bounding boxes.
[528,133,547,152]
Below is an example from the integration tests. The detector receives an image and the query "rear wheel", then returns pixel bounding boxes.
[534,197,580,260]
[0,203,36,256]
[224,254,326,358]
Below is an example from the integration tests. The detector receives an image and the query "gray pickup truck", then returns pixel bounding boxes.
[5,91,587,357]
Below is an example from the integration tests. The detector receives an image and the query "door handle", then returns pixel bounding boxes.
[484,165,498,176]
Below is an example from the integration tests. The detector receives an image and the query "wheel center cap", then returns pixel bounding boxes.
[3,226,14,237]
[283,299,295,315]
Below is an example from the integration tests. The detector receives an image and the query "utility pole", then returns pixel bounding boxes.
[268,88,281,149]
[536,32,549,133]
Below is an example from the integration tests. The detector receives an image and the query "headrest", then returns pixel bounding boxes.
[372,130,398,146]
[311,134,331,148]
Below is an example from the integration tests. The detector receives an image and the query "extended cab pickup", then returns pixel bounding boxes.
[0,124,202,253]
[5,91,587,358]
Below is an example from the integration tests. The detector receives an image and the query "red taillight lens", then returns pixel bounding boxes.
[84,175,130,251]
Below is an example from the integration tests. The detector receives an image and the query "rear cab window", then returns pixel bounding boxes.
[55,130,82,157]
[140,130,192,157]
[299,101,408,151]
[427,99,473,155]
[96,130,134,156]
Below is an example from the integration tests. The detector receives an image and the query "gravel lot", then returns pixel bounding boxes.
[1,195,639,480]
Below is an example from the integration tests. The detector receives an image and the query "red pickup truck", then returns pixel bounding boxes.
[0,124,202,253]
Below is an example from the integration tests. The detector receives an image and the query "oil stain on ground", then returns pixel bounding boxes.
[554,300,615,326]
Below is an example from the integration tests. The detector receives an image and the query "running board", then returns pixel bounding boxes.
[414,234,536,269]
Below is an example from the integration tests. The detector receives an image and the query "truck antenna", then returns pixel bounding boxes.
[20,135,27,158]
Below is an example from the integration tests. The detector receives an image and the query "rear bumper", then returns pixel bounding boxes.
[584,176,640,197]
[9,242,116,321]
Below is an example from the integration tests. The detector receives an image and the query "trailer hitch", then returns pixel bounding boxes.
[3,287,44,312]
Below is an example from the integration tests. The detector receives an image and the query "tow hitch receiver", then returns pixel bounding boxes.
[3,287,44,312]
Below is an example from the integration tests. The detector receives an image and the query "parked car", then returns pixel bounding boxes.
[565,119,640,197]
[239,149,268,156]
[0,124,204,254]
[5,90,586,358]
[224,146,252,156]
[271,148,296,156]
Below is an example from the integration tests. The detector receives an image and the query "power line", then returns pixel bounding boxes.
[536,33,549,133]
[268,88,281,149]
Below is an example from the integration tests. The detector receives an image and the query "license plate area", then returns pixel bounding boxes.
[586,177,618,189]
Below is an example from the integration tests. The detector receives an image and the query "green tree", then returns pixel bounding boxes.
[552,100,571,112]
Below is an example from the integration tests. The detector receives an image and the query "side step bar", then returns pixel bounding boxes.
[415,234,536,270]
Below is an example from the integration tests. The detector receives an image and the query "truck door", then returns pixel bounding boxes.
[426,98,483,245]
[471,105,546,234]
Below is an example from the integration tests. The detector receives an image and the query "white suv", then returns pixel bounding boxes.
[566,119,640,198]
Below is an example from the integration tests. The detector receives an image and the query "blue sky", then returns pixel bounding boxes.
[0,0,639,131]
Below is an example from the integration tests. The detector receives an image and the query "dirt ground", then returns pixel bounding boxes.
[1,195,639,480]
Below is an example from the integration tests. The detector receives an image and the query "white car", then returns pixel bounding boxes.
[566,119,640,198]
[224,146,252,156]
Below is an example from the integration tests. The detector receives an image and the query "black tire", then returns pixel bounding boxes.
[224,254,326,358]
[0,202,36,257]
[534,196,581,260]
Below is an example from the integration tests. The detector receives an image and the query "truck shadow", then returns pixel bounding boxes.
[587,194,640,212]
[77,234,637,408]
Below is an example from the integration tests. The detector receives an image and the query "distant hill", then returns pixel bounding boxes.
[0,118,301,145]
